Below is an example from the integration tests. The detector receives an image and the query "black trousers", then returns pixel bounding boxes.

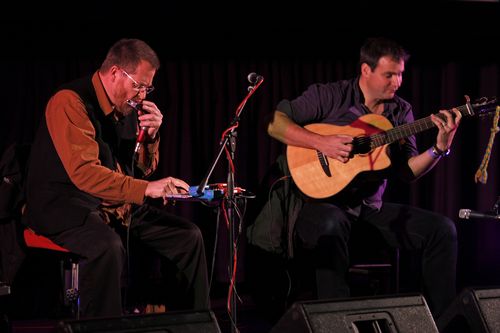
[50,204,209,318]
[294,201,457,318]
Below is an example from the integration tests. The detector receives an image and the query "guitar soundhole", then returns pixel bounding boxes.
[352,136,372,155]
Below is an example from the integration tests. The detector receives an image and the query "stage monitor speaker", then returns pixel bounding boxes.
[55,310,221,333]
[437,287,500,333]
[270,294,438,333]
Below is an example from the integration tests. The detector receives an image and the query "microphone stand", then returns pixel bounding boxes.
[196,77,263,333]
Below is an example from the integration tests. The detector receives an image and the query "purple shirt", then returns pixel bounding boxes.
[277,77,418,213]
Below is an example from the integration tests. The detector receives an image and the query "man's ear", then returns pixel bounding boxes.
[360,63,371,77]
[110,65,120,81]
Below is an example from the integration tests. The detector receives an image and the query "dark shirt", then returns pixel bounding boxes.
[277,76,418,213]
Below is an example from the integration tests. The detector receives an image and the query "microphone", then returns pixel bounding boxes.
[126,99,147,154]
[247,72,263,85]
[458,209,500,220]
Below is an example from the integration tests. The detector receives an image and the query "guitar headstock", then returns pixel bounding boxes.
[462,95,499,117]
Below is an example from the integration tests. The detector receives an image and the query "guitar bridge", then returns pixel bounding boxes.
[317,151,332,177]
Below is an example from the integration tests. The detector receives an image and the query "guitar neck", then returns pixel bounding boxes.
[370,103,471,148]
[370,116,434,148]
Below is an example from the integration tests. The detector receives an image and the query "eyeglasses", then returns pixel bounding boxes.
[121,69,155,95]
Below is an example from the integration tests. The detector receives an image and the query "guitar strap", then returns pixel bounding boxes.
[349,105,364,117]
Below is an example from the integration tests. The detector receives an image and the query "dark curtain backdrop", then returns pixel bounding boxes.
[1,1,499,293]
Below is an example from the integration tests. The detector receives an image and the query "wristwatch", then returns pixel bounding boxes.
[429,144,450,158]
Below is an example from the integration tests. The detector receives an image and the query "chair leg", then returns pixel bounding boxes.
[392,248,400,293]
[63,259,80,319]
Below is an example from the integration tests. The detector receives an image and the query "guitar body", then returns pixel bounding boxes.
[286,114,394,199]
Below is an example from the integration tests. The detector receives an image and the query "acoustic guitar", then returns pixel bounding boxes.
[286,96,498,199]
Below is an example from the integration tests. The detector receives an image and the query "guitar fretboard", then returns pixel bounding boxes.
[369,103,472,149]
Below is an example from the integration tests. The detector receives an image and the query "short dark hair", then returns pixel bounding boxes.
[359,37,410,71]
[100,38,160,73]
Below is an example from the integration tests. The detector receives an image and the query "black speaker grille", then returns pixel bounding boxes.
[475,289,500,332]
[437,287,500,333]
[271,294,438,333]
[56,310,221,333]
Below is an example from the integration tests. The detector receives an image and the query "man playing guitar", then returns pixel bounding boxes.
[261,37,460,319]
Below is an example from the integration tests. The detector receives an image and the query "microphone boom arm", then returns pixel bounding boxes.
[196,75,264,195]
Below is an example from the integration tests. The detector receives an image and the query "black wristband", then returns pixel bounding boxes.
[429,144,450,158]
